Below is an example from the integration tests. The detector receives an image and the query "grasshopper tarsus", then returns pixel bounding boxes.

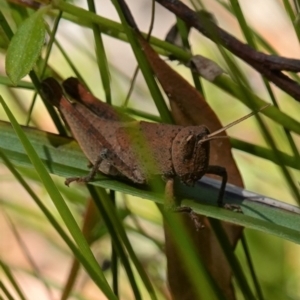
[173,206,205,231]
[223,204,243,213]
[64,173,94,186]
[189,211,205,230]
[65,177,81,186]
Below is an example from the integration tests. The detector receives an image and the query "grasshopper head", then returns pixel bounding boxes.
[171,126,210,186]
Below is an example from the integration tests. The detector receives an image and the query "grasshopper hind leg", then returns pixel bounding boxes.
[65,154,104,186]
[206,165,241,211]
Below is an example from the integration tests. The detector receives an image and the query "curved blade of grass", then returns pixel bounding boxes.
[0,96,117,299]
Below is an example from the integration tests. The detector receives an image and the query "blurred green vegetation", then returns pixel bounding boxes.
[0,1,299,299]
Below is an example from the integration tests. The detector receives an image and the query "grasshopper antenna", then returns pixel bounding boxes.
[199,104,270,143]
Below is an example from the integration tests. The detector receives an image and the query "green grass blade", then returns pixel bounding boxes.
[240,235,264,300]
[229,0,255,47]
[86,0,112,104]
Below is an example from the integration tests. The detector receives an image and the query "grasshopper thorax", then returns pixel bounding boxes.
[171,126,210,186]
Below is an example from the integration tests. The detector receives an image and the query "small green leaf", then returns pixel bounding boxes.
[5,10,46,85]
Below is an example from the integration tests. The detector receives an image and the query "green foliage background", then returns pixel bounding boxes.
[0,1,299,299]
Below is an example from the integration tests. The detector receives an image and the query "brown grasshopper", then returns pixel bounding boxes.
[41,77,263,210]
[41,77,226,208]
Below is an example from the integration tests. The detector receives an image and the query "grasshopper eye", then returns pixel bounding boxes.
[183,134,196,159]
